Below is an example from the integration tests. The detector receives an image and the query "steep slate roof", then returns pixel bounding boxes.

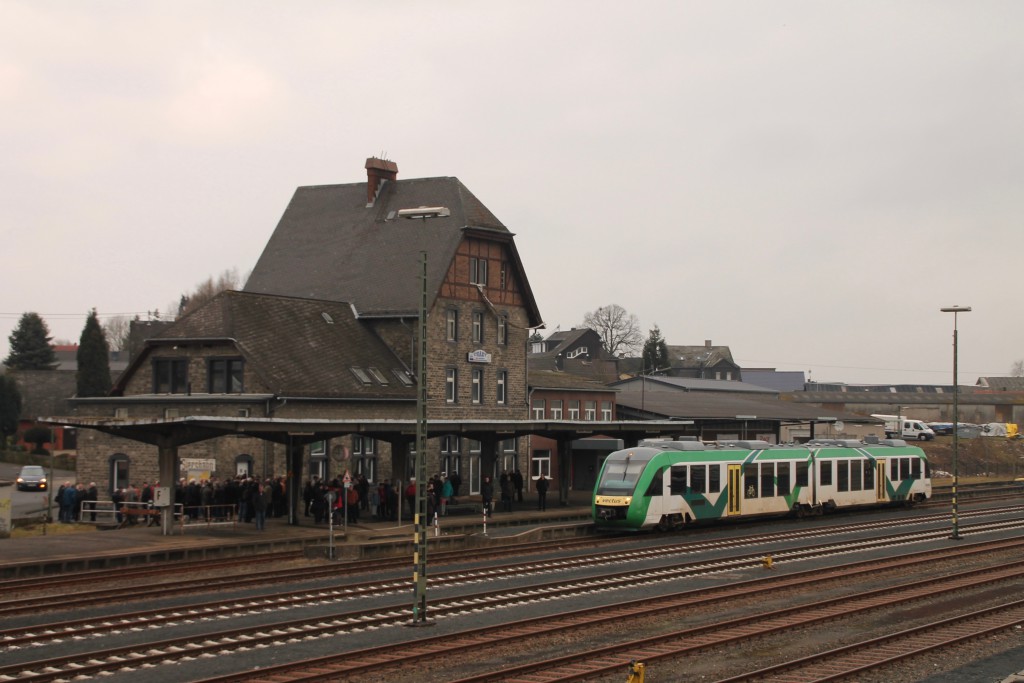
[115,291,416,400]
[977,377,1024,391]
[244,172,542,325]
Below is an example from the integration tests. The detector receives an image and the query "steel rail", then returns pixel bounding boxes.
[2,532,1023,680]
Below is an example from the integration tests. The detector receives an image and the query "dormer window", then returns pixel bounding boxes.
[208,358,244,393]
[153,358,188,394]
[566,346,587,359]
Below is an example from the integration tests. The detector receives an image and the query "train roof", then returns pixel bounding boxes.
[610,438,927,464]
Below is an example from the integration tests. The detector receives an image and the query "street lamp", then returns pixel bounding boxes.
[400,207,449,626]
[940,305,971,540]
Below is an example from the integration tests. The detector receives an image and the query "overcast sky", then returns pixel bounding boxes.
[2,2,1021,386]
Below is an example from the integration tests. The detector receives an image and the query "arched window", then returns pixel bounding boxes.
[235,454,253,478]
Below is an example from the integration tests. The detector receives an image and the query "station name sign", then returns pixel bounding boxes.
[467,350,492,363]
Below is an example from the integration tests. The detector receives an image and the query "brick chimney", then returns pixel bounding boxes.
[365,157,398,206]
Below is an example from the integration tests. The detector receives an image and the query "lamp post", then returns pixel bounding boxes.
[398,206,449,626]
[940,305,971,540]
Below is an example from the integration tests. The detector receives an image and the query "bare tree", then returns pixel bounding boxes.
[102,315,132,352]
[1011,360,1024,377]
[580,304,643,357]
[174,267,249,318]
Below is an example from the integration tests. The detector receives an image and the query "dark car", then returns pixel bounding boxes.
[16,465,47,491]
[927,422,955,436]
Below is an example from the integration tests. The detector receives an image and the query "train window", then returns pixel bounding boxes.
[744,464,758,498]
[595,453,654,496]
[760,464,774,497]
[820,461,833,486]
[900,458,911,480]
[777,463,790,496]
[645,468,664,496]
[837,461,849,492]
[708,465,721,493]
[863,461,874,489]
[670,466,687,495]
[796,462,809,488]
[851,460,862,491]
[690,466,706,494]
[890,459,899,480]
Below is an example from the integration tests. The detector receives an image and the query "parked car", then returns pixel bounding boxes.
[15,465,47,491]
[927,422,955,435]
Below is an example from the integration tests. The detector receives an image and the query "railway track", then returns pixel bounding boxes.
[714,599,1024,682]
[2,505,1016,622]
[2,520,1023,680]
[187,538,1024,683]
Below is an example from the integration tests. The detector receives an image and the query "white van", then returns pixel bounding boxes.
[870,414,936,441]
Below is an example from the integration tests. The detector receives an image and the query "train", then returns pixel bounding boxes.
[592,437,931,531]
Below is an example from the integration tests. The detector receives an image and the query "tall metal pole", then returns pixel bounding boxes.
[941,305,971,541]
[411,251,432,625]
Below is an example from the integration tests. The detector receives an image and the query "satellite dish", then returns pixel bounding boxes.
[834,421,844,432]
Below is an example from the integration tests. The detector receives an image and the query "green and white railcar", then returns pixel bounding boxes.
[592,438,931,531]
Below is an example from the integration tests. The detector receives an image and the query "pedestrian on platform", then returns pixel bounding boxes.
[499,472,514,513]
[441,475,453,516]
[253,482,269,530]
[85,482,98,522]
[536,475,549,511]
[481,476,494,517]
[513,469,524,502]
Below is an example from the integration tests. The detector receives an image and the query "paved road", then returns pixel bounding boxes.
[0,460,76,520]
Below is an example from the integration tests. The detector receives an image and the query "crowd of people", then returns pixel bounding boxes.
[62,468,554,529]
[55,481,98,523]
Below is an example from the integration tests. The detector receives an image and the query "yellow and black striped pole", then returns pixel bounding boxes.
[411,251,432,625]
[941,305,970,541]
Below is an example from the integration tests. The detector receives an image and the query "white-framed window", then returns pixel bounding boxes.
[550,399,563,420]
[501,437,518,473]
[531,450,551,479]
[311,440,326,456]
[568,400,580,420]
[496,370,507,405]
[471,368,483,404]
[585,400,597,421]
[446,368,457,403]
[446,309,458,341]
[532,398,545,420]
[472,311,483,343]
[601,400,613,421]
[499,262,508,290]
[497,315,508,345]
[441,435,461,453]
[470,257,488,286]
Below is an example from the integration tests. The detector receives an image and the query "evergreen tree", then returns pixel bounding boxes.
[0,375,22,447]
[641,325,670,374]
[77,309,112,397]
[4,312,57,370]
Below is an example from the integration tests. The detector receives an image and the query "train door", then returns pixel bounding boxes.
[727,465,742,515]
[876,461,887,501]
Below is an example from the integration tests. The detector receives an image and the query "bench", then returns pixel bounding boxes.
[118,507,160,527]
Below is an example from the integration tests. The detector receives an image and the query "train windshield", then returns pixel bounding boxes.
[595,450,656,496]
